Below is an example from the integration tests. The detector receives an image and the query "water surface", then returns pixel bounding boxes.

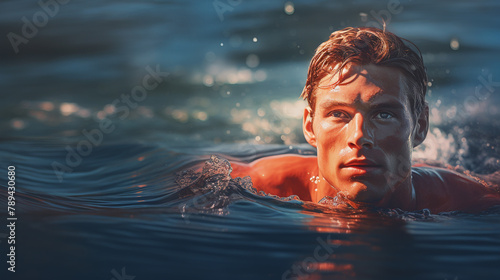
[1,0,500,279]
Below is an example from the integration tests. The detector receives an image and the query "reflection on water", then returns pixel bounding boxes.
[1,0,500,279]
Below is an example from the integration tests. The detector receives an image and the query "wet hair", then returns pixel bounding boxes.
[301,27,428,116]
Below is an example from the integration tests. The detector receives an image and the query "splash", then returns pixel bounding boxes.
[175,155,255,219]
[413,127,458,163]
[318,195,436,220]
[318,195,355,209]
[174,155,306,221]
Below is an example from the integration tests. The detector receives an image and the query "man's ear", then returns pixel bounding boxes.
[303,106,317,147]
[413,102,429,147]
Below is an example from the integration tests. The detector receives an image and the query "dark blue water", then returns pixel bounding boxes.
[1,0,500,279]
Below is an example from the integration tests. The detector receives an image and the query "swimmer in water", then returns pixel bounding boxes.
[231,27,500,213]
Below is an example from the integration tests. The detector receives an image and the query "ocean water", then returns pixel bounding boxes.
[1,0,500,279]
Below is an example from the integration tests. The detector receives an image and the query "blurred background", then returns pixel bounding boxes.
[1,2,500,279]
[1,0,499,172]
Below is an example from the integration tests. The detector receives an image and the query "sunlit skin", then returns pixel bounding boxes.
[231,64,500,213]
[304,64,422,208]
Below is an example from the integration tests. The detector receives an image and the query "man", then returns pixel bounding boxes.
[230,27,500,213]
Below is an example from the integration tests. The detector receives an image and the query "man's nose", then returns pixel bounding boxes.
[347,113,374,149]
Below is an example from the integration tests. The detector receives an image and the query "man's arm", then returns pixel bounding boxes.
[230,155,317,200]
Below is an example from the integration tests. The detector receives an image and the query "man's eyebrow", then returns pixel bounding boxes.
[369,101,406,110]
[319,100,406,110]
[319,100,352,109]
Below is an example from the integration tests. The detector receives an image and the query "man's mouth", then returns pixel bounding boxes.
[341,158,383,174]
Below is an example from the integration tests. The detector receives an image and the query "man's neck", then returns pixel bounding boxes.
[372,175,417,210]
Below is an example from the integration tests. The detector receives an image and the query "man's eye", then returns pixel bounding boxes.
[330,111,349,119]
[376,112,394,119]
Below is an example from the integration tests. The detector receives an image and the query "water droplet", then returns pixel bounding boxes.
[359,12,368,22]
[284,2,295,15]
[203,75,214,87]
[450,38,460,50]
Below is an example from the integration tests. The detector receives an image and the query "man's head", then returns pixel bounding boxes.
[302,27,429,205]
[301,27,427,116]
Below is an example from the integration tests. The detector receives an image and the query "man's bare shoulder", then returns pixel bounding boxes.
[412,166,500,212]
[230,154,318,200]
[412,165,490,188]
[231,154,317,177]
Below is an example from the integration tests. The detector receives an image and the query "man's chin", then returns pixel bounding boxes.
[342,182,387,204]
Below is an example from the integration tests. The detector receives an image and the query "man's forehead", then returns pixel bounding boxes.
[318,64,404,88]
[314,64,411,109]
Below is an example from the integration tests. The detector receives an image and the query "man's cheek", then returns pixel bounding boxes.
[380,132,407,144]
[385,150,412,183]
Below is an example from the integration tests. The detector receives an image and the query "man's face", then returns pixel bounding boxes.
[303,64,427,204]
